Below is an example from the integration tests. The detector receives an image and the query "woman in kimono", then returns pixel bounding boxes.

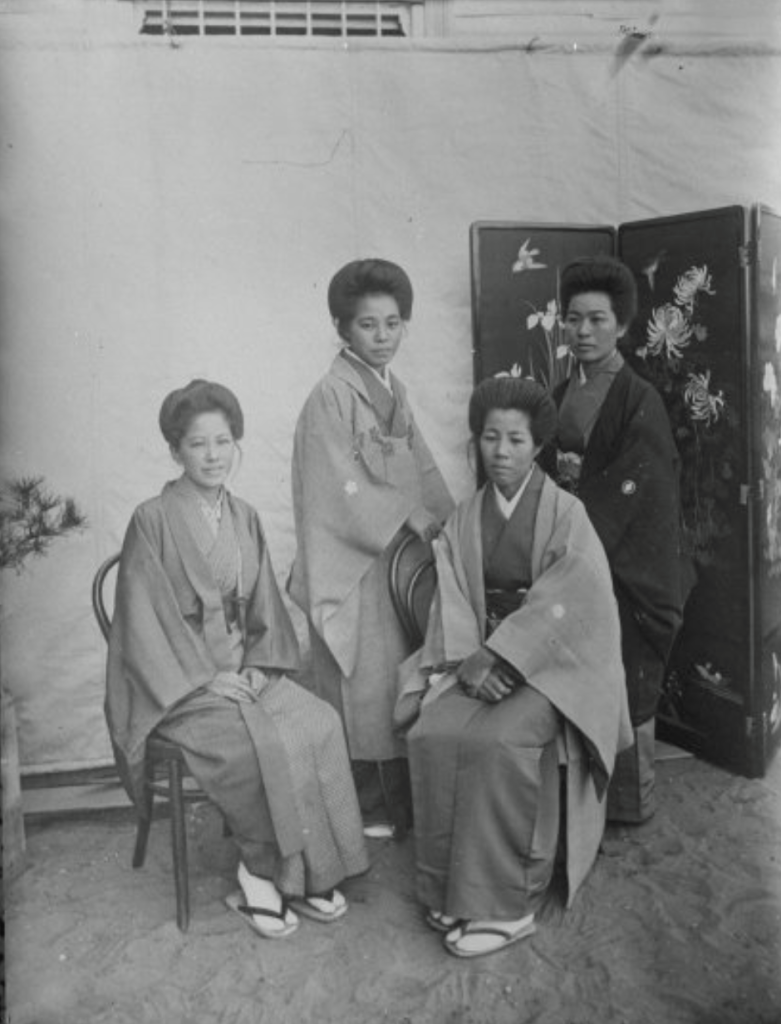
[105,380,368,941]
[289,259,454,837]
[396,376,632,958]
[548,256,686,823]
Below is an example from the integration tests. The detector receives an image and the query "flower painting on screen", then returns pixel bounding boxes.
[634,263,738,567]
[496,239,573,390]
[760,311,781,576]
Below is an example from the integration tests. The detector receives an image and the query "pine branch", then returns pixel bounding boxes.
[0,477,88,573]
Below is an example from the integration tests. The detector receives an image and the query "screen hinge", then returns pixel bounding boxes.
[740,480,765,505]
[738,241,757,268]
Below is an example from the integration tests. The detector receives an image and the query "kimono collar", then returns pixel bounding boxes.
[341,346,394,393]
[160,481,260,670]
[457,466,547,633]
[492,465,536,520]
[577,348,624,383]
[331,350,403,405]
[173,474,225,534]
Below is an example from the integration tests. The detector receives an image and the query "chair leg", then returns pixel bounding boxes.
[132,781,155,868]
[168,758,190,932]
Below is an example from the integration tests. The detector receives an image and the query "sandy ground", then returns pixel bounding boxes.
[4,749,781,1024]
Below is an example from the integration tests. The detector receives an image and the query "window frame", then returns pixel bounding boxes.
[136,0,426,40]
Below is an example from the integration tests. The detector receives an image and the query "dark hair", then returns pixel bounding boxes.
[328,259,413,331]
[469,376,558,448]
[560,255,638,327]
[158,379,244,449]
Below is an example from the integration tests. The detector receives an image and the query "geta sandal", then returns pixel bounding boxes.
[424,909,462,933]
[225,889,299,940]
[443,915,536,958]
[290,888,348,923]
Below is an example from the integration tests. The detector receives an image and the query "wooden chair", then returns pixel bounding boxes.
[388,531,437,649]
[370,531,437,836]
[92,552,208,932]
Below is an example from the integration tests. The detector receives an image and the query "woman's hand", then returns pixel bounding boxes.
[208,671,257,704]
[456,648,497,701]
[241,667,284,696]
[405,507,442,543]
[242,667,269,696]
[476,669,519,703]
[457,649,519,703]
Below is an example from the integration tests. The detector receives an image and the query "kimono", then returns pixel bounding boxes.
[289,351,454,763]
[397,467,632,919]
[549,361,687,822]
[550,361,685,725]
[105,477,368,897]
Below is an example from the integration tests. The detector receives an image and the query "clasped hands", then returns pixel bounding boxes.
[207,667,278,704]
[456,647,521,703]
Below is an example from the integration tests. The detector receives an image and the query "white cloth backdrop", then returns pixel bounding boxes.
[1,1,780,768]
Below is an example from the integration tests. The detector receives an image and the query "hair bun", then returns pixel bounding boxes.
[159,379,244,447]
[328,258,413,325]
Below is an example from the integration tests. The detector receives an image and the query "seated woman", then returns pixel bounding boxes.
[105,379,368,940]
[396,377,632,959]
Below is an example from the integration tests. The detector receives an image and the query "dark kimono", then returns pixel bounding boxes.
[397,467,631,919]
[105,478,368,897]
[547,360,686,822]
[550,362,685,724]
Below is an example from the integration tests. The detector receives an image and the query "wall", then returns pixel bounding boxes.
[444,0,781,43]
[1,0,780,768]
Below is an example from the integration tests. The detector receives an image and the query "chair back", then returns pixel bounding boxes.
[92,553,121,642]
[388,531,437,649]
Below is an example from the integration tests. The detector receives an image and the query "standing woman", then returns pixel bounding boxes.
[289,259,454,836]
[549,255,686,823]
[106,380,367,940]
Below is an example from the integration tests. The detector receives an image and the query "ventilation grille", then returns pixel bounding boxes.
[140,0,414,38]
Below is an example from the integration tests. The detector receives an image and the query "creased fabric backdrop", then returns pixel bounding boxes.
[1,1,780,769]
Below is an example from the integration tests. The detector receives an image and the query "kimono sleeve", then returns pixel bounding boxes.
[403,400,454,524]
[289,377,419,666]
[580,385,678,555]
[241,510,300,676]
[580,385,683,660]
[105,508,216,805]
[486,499,630,783]
[293,378,416,556]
